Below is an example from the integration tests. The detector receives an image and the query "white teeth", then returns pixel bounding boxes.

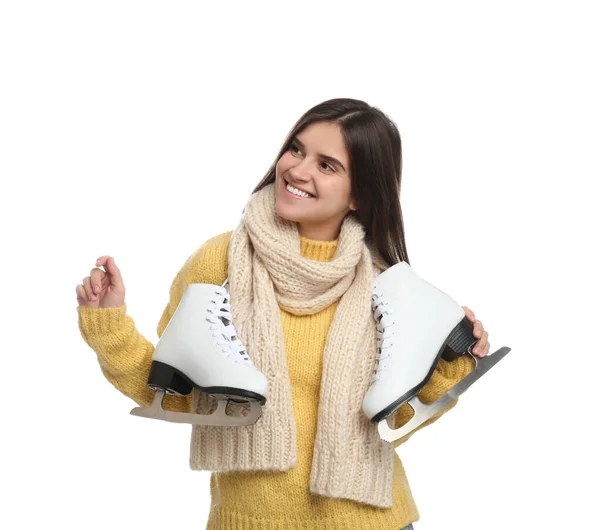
[286,182,313,198]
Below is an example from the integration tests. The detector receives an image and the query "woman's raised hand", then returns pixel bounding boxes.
[76,256,126,309]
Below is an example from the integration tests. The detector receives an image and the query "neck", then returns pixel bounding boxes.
[297,221,341,242]
[299,235,338,262]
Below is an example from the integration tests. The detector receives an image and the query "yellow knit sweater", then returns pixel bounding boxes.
[77,230,475,530]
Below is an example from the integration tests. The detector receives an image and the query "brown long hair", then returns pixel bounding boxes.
[251,97,409,267]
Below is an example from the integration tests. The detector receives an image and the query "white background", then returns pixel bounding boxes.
[2,1,598,529]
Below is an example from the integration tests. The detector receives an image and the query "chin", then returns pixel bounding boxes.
[275,202,305,224]
[275,204,296,223]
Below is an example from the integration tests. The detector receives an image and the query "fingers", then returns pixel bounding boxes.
[472,329,488,357]
[482,341,490,356]
[75,284,88,306]
[82,276,97,301]
[95,256,123,287]
[462,307,489,358]
[76,256,124,307]
[89,266,106,295]
[462,306,476,323]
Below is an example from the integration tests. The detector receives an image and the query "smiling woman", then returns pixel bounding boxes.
[79,98,454,530]
[274,121,356,241]
[252,98,408,265]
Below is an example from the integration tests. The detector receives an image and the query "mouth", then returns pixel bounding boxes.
[282,177,316,199]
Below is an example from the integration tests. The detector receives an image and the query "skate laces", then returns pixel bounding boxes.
[371,287,396,383]
[206,286,254,366]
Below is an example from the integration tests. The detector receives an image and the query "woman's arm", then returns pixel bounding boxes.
[77,231,233,413]
[77,299,193,412]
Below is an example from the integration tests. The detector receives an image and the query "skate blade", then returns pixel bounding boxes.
[378,346,511,443]
[130,389,264,427]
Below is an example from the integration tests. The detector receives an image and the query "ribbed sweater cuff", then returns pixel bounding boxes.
[206,508,416,530]
[77,302,131,348]
[417,354,476,404]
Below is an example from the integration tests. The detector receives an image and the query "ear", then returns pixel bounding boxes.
[349,197,358,212]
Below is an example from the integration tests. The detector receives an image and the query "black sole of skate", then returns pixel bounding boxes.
[147,360,267,406]
[371,314,479,424]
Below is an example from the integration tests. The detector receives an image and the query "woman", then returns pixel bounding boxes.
[77,98,490,530]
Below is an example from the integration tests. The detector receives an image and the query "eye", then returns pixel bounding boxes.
[289,143,335,173]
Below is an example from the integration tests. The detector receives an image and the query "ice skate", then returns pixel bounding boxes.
[362,261,510,443]
[130,279,269,427]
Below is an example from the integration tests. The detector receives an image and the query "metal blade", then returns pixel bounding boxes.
[130,390,264,426]
[378,346,511,443]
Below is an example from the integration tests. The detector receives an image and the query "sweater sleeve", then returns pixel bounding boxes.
[393,353,477,448]
[76,230,233,413]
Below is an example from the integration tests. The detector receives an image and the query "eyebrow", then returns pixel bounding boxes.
[292,136,347,172]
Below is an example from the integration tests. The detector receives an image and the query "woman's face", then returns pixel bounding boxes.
[275,121,356,241]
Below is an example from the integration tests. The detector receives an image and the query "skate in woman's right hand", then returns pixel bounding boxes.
[76,256,126,309]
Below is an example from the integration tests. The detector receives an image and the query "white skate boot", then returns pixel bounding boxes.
[130,279,269,426]
[362,261,510,443]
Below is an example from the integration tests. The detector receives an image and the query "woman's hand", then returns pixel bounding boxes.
[461,306,489,358]
[76,256,126,309]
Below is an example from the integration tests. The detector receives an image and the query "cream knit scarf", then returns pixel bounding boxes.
[188,181,397,508]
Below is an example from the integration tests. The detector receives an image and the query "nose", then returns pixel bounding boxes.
[287,157,312,182]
